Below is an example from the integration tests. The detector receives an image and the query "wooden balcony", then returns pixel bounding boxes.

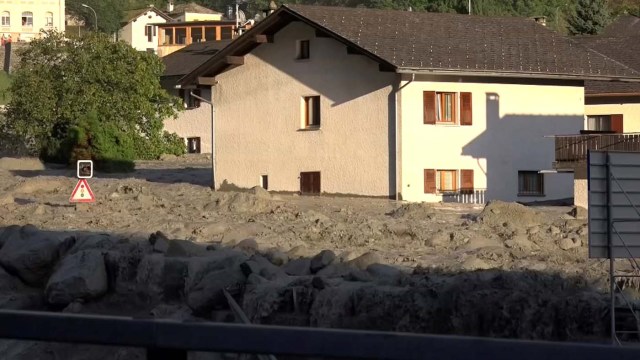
[555,132,640,169]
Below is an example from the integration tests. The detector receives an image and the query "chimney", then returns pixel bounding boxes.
[533,16,547,26]
[167,1,174,13]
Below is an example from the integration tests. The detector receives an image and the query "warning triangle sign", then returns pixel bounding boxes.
[69,179,96,203]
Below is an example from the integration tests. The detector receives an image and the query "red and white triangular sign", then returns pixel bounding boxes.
[69,179,96,203]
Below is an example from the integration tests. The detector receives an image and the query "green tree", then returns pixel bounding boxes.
[568,0,611,34]
[67,0,125,34]
[3,31,184,165]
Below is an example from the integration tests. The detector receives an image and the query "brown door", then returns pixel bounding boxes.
[300,172,321,194]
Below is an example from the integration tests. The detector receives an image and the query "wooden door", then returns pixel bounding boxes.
[300,172,321,194]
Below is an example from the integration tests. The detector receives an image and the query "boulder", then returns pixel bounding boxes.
[68,233,116,255]
[559,237,581,250]
[187,266,247,314]
[240,255,287,280]
[283,258,311,276]
[165,240,208,257]
[0,225,74,285]
[149,231,170,253]
[310,250,336,273]
[287,245,309,259]
[45,250,108,305]
[347,251,382,270]
[0,266,43,309]
[235,238,259,254]
[186,249,248,291]
[135,254,165,299]
[265,250,289,266]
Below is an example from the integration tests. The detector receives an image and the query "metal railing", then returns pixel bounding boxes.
[442,189,487,204]
[1,309,640,360]
[555,134,640,164]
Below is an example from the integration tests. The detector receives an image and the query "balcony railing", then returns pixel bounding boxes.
[555,133,640,165]
[442,189,487,204]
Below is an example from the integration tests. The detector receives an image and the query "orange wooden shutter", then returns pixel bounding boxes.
[460,169,474,193]
[611,114,623,133]
[423,91,436,124]
[424,169,436,193]
[460,92,472,125]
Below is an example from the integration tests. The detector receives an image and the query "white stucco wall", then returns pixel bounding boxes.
[163,88,212,154]
[574,178,588,209]
[119,11,166,53]
[213,22,395,196]
[585,100,640,132]
[399,76,585,202]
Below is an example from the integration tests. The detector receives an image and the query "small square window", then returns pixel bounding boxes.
[187,137,201,154]
[302,96,320,128]
[436,170,457,193]
[518,171,544,196]
[296,40,310,60]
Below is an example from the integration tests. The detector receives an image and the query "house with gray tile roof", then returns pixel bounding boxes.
[177,5,640,203]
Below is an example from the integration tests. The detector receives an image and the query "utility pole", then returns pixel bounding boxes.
[469,0,471,15]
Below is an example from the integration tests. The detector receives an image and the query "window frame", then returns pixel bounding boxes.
[436,169,458,193]
[45,12,53,27]
[436,92,457,124]
[586,115,612,132]
[296,40,310,60]
[302,95,321,129]
[518,170,545,197]
[1,12,10,27]
[21,11,33,27]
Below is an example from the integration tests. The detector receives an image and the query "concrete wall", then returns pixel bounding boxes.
[213,21,396,196]
[399,75,585,202]
[163,88,213,154]
[119,11,167,53]
[585,98,640,132]
[574,178,588,209]
[0,0,65,41]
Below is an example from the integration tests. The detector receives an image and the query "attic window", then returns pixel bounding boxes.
[296,40,310,60]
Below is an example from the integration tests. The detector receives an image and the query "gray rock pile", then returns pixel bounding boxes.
[0,222,609,352]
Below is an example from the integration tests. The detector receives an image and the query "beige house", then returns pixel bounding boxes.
[118,6,173,54]
[0,0,65,42]
[162,40,232,154]
[166,2,223,22]
[177,5,640,202]
[552,15,640,208]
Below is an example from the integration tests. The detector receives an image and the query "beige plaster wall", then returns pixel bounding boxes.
[163,88,212,154]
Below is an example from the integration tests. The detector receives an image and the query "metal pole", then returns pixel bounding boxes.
[81,4,97,31]
[607,152,617,345]
[469,0,471,14]
[190,90,216,190]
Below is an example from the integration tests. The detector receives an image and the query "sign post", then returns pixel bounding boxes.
[70,160,96,203]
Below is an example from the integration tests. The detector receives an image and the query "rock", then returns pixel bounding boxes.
[0,224,20,248]
[345,269,374,282]
[249,186,271,199]
[347,251,382,270]
[527,226,540,235]
[0,194,14,205]
[0,225,74,285]
[287,245,309,259]
[283,258,311,276]
[187,266,247,315]
[460,257,492,271]
[265,250,288,266]
[568,206,588,219]
[160,154,178,161]
[559,237,581,250]
[166,240,208,257]
[316,263,353,278]
[0,266,43,309]
[366,263,403,278]
[33,205,46,215]
[337,250,358,262]
[186,250,248,292]
[549,226,561,236]
[62,301,84,313]
[135,254,165,299]
[310,250,336,273]
[235,238,259,254]
[45,250,108,305]
[240,255,286,280]
[311,276,326,290]
[69,233,116,255]
[504,235,539,252]
[149,231,170,253]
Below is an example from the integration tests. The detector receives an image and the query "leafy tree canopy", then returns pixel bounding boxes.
[568,0,611,34]
[3,31,184,164]
[67,0,125,34]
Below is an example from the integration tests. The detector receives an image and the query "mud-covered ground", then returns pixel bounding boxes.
[0,155,636,359]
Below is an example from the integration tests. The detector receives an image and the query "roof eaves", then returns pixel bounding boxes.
[396,67,640,82]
